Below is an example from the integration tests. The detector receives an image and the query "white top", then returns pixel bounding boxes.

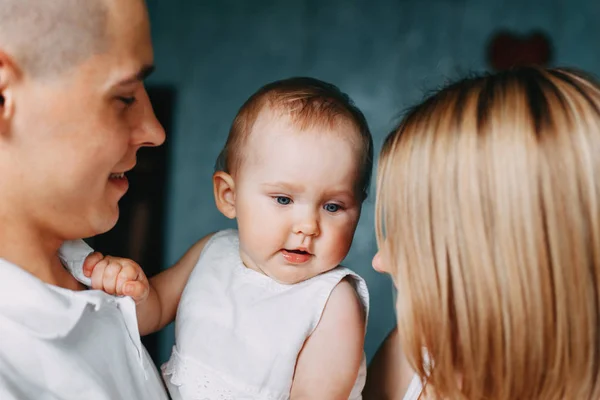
[162,229,370,400]
[0,240,168,400]
[402,349,431,399]
[403,375,423,400]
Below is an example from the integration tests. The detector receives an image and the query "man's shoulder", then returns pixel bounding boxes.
[0,350,44,400]
[0,258,92,339]
[0,297,168,400]
[0,315,55,399]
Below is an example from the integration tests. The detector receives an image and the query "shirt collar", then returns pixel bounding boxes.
[0,240,103,339]
[58,239,93,287]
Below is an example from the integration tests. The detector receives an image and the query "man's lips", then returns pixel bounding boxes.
[109,163,136,179]
[109,172,126,179]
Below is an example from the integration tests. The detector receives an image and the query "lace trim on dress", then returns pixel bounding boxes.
[162,347,287,400]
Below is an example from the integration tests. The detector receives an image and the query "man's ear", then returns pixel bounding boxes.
[0,51,18,138]
[213,171,236,219]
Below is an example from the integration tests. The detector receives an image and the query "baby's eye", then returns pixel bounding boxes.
[324,203,341,213]
[275,196,292,205]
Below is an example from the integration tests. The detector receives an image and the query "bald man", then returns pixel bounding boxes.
[0,0,168,399]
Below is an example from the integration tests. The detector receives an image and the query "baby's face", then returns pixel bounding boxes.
[233,109,363,284]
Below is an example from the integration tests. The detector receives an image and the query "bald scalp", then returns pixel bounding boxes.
[0,0,108,77]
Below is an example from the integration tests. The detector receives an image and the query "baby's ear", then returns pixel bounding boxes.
[213,171,236,219]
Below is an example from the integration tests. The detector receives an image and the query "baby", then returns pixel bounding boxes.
[63,77,373,399]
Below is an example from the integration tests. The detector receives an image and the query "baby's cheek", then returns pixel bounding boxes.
[328,227,355,264]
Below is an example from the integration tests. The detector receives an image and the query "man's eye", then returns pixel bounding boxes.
[118,96,137,106]
[275,196,292,205]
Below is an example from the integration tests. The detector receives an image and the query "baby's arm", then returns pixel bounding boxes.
[83,233,214,335]
[290,279,366,399]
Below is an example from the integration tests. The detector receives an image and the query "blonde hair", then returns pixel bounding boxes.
[376,67,600,399]
[215,77,374,200]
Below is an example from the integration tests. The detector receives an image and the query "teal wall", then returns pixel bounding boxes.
[145,0,600,364]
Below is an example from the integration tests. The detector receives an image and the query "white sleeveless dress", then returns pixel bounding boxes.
[162,229,370,400]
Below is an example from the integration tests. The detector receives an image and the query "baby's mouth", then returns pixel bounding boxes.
[281,248,313,264]
[285,249,310,255]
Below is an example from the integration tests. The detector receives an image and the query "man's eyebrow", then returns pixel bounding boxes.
[115,64,155,86]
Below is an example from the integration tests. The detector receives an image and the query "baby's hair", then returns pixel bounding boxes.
[215,77,373,200]
[377,66,600,399]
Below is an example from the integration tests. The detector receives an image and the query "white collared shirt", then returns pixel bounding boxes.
[0,240,168,400]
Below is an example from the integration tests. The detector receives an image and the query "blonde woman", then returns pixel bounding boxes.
[369,67,600,399]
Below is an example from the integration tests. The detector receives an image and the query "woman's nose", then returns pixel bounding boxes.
[372,251,384,273]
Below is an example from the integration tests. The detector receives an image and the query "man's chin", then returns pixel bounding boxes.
[85,205,120,238]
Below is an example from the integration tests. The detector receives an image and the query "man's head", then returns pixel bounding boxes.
[0,0,108,78]
[213,78,373,284]
[0,0,165,241]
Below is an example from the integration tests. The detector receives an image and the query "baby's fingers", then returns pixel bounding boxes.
[90,258,110,291]
[101,258,123,295]
[82,252,105,277]
[115,265,141,295]
[123,281,149,304]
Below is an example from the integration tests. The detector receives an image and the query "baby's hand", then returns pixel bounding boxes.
[82,253,150,305]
